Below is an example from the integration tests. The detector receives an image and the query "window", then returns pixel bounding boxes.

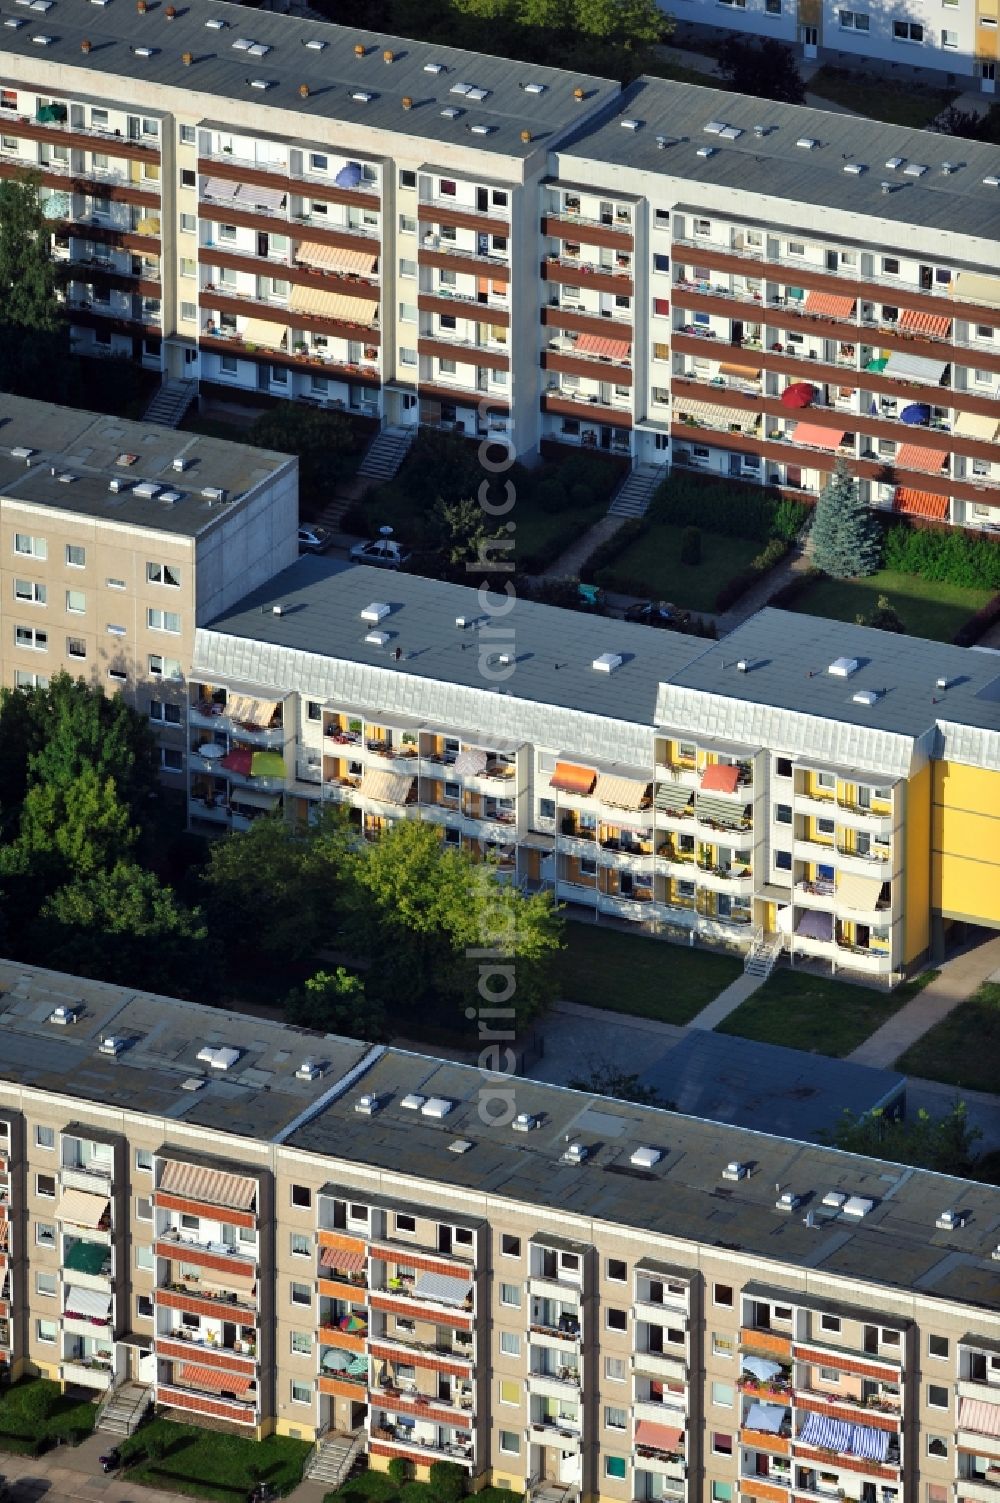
[775,804,792,824]
[713,1332,735,1358]
[35,1172,56,1199]
[605,1457,627,1480]
[501,1234,521,1256]
[35,1222,55,1246]
[714,1284,733,1307]
[14,579,46,605]
[15,533,46,559]
[180,168,196,188]
[712,1433,733,1457]
[399,303,417,323]
[395,1213,415,1234]
[499,1430,520,1455]
[605,1355,627,1381]
[765,0,781,13]
[774,850,792,871]
[817,817,835,836]
[839,8,869,26]
[499,1330,521,1356]
[147,608,180,634]
[927,1384,949,1409]
[66,589,86,614]
[35,1271,57,1297]
[775,756,792,778]
[712,1382,734,1407]
[180,301,197,323]
[66,544,86,568]
[148,654,183,680]
[927,1437,948,1459]
[499,1379,520,1405]
[928,1335,949,1359]
[399,347,417,367]
[149,700,182,725]
[927,1488,948,1503]
[291,1184,312,1209]
[606,1406,627,1430]
[500,1282,521,1308]
[36,1319,57,1344]
[180,212,196,232]
[399,168,416,188]
[160,747,183,773]
[135,1148,153,1171]
[136,1245,154,1271]
[16,626,47,651]
[653,253,670,272]
[819,1367,840,1383]
[179,256,196,279]
[787,241,805,257]
[892,19,923,39]
[179,124,195,144]
[35,1125,54,1148]
[653,297,670,316]
[821,1314,841,1333]
[290,1281,311,1307]
[399,214,416,234]
[942,28,958,45]
[607,1258,627,1282]
[440,178,457,197]
[291,1330,313,1356]
[291,1381,312,1405]
[713,1487,733,1503]
[607,1308,627,1332]
[136,1195,152,1220]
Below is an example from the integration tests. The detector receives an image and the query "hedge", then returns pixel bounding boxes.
[883,524,1000,592]
[580,517,647,584]
[0,1432,48,1456]
[713,538,791,613]
[649,472,809,544]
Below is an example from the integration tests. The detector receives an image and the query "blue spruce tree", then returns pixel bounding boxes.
[810,460,882,579]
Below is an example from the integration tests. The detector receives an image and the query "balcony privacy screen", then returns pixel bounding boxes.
[158,1159,257,1212]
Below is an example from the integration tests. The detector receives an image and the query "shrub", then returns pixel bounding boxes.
[771,498,810,541]
[388,1457,411,1486]
[652,473,785,542]
[0,1433,47,1456]
[883,523,1000,591]
[14,1380,59,1429]
[428,1461,468,1503]
[580,517,647,582]
[750,537,788,572]
[680,525,702,565]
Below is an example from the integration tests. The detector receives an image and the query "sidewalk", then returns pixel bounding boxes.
[1,1433,185,1503]
[848,933,1000,1068]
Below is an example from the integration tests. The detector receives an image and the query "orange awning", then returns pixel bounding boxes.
[720,361,761,379]
[804,290,856,319]
[177,1364,252,1397]
[576,330,631,361]
[895,443,946,473]
[894,487,948,519]
[550,762,597,796]
[791,422,846,451]
[321,1247,365,1272]
[635,1421,684,1452]
[899,307,952,339]
[700,764,740,794]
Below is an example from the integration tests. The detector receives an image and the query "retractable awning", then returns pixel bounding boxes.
[893,487,948,520]
[836,871,883,911]
[678,399,757,431]
[550,762,596,796]
[796,909,833,941]
[66,1287,112,1321]
[229,789,280,811]
[894,443,946,472]
[745,1403,786,1434]
[655,783,693,813]
[241,316,287,350]
[159,1160,257,1212]
[226,694,278,727]
[696,793,750,828]
[58,1188,109,1228]
[413,1271,472,1306]
[296,240,378,275]
[576,330,631,361]
[177,1364,253,1397]
[700,764,740,794]
[804,290,856,319]
[959,1397,1000,1437]
[884,351,948,384]
[203,177,239,201]
[240,183,286,212]
[593,773,649,811]
[954,270,1000,310]
[358,769,414,805]
[791,421,846,450]
[954,409,1000,441]
[898,307,951,339]
[454,748,489,776]
[320,1246,366,1273]
[635,1421,684,1452]
[719,361,762,380]
[289,282,378,327]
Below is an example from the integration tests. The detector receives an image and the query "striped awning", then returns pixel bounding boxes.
[899,307,951,339]
[895,443,946,473]
[66,1287,111,1321]
[954,409,1000,441]
[550,762,596,796]
[894,486,948,520]
[655,783,693,813]
[178,1364,252,1398]
[792,422,846,450]
[954,270,1000,310]
[58,1189,109,1228]
[0,1220,8,1250]
[413,1271,472,1306]
[804,290,856,319]
[700,764,740,794]
[959,1397,1000,1437]
[884,350,948,384]
[836,871,883,911]
[593,773,650,811]
[321,1246,366,1273]
[226,694,278,727]
[635,1421,684,1452]
[678,399,757,431]
[576,330,631,361]
[296,240,378,275]
[289,282,378,327]
[358,769,414,805]
[696,793,751,829]
[159,1160,257,1212]
[240,183,286,212]
[241,316,286,351]
[203,177,239,202]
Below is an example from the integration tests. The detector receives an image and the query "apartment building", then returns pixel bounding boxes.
[0,394,297,783]
[185,556,1000,981]
[0,956,998,1500]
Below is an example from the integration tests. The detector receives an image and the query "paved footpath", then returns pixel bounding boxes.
[848,934,1000,1068]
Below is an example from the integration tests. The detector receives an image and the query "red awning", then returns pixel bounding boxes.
[804,290,856,319]
[895,443,946,473]
[576,330,631,361]
[700,764,740,794]
[635,1421,684,1452]
[893,487,948,520]
[899,307,952,339]
[791,422,846,451]
[320,1247,366,1273]
[550,762,597,795]
[177,1364,252,1397]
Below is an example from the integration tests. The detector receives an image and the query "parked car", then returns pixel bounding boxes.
[297,525,332,554]
[349,538,412,569]
[624,599,690,629]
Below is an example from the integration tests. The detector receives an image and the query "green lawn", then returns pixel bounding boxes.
[788,569,990,643]
[807,67,956,127]
[0,1378,96,1452]
[555,919,742,1023]
[645,53,728,88]
[596,524,761,613]
[718,967,937,1057]
[327,1472,521,1503]
[119,1418,310,1501]
[897,981,1000,1093]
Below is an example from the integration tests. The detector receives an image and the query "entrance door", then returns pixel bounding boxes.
[543,1448,560,1482]
[800,24,818,55]
[732,320,744,346]
[258,232,269,258]
[864,1325,878,1354]
[600,426,612,451]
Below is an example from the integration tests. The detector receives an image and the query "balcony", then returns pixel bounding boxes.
[156,1285,256,1323]
[370,1424,474,1467]
[530,1417,583,1449]
[542,254,633,296]
[368,1331,474,1368]
[542,390,633,429]
[835,846,892,880]
[527,1368,582,1397]
[633,1350,687,1381]
[959,1478,1000,1503]
[741,1329,793,1361]
[61,1360,113,1390]
[156,1332,258,1367]
[60,1163,113,1196]
[155,1231,258,1272]
[157,1381,257,1425]
[373,1384,474,1426]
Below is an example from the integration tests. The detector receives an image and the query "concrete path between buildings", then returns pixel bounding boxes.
[0,1433,189,1503]
[848,933,1000,1068]
[686,969,767,1030]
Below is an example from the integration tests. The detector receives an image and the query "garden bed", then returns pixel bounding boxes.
[594,522,763,612]
[118,1417,310,1500]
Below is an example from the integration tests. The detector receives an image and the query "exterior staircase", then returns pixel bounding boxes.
[607,463,663,519]
[142,379,198,428]
[96,1380,151,1438]
[303,1428,364,1487]
[744,926,783,980]
[356,426,413,484]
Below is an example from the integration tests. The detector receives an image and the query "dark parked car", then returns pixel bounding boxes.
[624,600,690,629]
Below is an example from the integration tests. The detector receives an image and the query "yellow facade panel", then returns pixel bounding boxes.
[933,852,1000,924]
[904,763,931,964]
[931,761,1000,925]
[935,760,1000,817]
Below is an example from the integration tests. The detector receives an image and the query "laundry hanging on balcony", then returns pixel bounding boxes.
[780,382,816,409]
[865,357,889,373]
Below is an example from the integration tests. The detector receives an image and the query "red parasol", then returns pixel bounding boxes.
[220,747,253,775]
[780,382,816,409]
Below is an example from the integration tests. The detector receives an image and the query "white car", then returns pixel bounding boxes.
[298,525,332,553]
[349,538,411,569]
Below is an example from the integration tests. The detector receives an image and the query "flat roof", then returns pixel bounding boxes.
[639,1031,905,1144]
[0,0,617,163]
[0,395,293,538]
[560,77,1000,244]
[0,957,997,1311]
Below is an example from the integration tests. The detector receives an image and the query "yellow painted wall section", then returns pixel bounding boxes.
[931,761,1000,927]
[904,763,931,964]
[977,0,1000,57]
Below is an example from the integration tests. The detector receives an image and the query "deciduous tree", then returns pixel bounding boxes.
[828,1101,981,1176]
[716,36,805,103]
